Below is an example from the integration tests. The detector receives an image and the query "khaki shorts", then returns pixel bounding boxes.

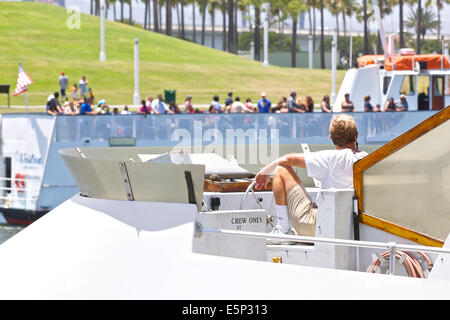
[286,184,317,237]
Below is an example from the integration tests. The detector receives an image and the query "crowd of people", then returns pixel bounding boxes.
[46,72,417,117]
[341,92,411,113]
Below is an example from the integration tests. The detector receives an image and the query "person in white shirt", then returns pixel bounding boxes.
[79,75,88,97]
[151,94,174,114]
[231,97,244,113]
[254,114,368,242]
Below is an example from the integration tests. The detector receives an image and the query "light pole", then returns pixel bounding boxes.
[99,0,106,62]
[308,35,313,69]
[133,38,140,106]
[331,32,337,104]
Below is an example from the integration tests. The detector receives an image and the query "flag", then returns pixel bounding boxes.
[13,63,33,96]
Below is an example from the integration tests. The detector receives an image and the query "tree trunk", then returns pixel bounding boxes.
[234,0,238,54]
[222,0,226,51]
[308,7,312,36]
[437,5,441,44]
[148,0,151,30]
[166,0,172,36]
[201,0,207,45]
[279,12,283,51]
[181,0,185,39]
[159,0,162,31]
[120,0,124,22]
[193,1,196,43]
[363,0,368,54]
[129,0,132,24]
[291,16,297,68]
[95,0,100,16]
[342,11,346,39]
[176,2,181,36]
[313,6,316,52]
[144,0,148,29]
[399,0,404,48]
[153,0,159,32]
[416,0,422,54]
[254,5,261,61]
[228,0,234,53]
[90,0,93,15]
[320,0,325,68]
[113,1,116,21]
[211,7,215,48]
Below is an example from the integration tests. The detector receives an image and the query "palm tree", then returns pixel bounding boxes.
[254,3,261,60]
[165,0,173,35]
[201,0,208,45]
[327,0,340,41]
[363,0,368,54]
[341,0,358,38]
[406,5,438,42]
[281,0,306,67]
[143,0,150,29]
[320,0,325,68]
[153,0,160,32]
[270,0,288,52]
[228,0,235,53]
[120,0,124,22]
[179,0,185,38]
[417,0,422,53]
[221,0,227,51]
[124,0,132,24]
[399,0,405,48]
[192,0,197,42]
[427,0,450,44]
[209,0,220,48]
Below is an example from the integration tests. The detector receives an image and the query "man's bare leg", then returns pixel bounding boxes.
[273,165,302,205]
[271,165,302,233]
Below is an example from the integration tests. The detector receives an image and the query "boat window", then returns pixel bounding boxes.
[417,76,430,95]
[383,76,391,95]
[400,75,416,95]
[433,76,444,96]
[354,108,450,246]
[445,75,450,95]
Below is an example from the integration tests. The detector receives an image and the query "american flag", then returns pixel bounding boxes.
[13,63,33,96]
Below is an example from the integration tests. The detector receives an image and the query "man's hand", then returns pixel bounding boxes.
[254,173,271,190]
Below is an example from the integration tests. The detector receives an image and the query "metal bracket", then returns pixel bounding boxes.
[388,242,397,275]
[301,143,321,188]
[194,223,203,238]
[119,161,134,201]
[75,147,86,159]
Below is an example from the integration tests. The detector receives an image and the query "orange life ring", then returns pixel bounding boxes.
[15,173,25,193]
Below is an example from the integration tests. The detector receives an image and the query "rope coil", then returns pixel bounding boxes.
[367,250,432,278]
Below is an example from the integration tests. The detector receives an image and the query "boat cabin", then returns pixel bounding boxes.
[334,50,450,112]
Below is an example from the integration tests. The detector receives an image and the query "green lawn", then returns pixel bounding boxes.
[0,2,345,111]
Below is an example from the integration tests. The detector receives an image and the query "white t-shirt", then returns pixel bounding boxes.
[231,101,243,113]
[304,149,368,190]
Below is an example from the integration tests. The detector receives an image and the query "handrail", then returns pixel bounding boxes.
[196,225,450,276]
[0,177,40,182]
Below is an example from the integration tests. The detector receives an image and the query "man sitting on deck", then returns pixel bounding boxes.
[254,114,368,243]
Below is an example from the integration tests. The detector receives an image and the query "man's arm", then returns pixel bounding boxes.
[254,153,306,190]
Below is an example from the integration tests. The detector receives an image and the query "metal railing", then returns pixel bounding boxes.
[0,177,40,208]
[196,224,450,276]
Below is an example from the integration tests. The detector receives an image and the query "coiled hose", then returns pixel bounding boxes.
[367,250,433,278]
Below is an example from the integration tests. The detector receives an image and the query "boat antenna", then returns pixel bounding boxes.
[372,0,390,58]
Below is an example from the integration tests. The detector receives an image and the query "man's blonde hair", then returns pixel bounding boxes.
[329,114,358,147]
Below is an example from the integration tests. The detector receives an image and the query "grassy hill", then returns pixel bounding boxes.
[0,2,345,110]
